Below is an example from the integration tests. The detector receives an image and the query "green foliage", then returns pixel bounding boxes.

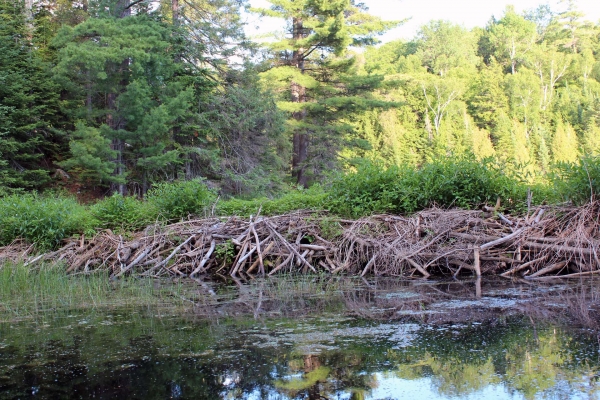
[214,240,235,265]
[0,0,62,193]
[549,156,600,204]
[146,179,216,222]
[52,14,200,190]
[326,162,403,218]
[255,0,402,185]
[217,186,327,217]
[327,159,528,218]
[89,193,152,232]
[199,68,289,197]
[318,217,344,240]
[0,193,95,250]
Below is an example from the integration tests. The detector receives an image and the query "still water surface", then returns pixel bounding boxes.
[1,278,599,399]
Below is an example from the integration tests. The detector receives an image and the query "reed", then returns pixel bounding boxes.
[0,262,185,315]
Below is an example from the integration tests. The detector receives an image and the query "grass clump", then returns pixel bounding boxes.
[0,193,95,250]
[90,180,217,231]
[0,262,184,313]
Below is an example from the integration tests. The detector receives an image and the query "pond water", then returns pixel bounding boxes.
[1,277,599,399]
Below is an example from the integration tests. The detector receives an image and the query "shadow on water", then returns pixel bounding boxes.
[1,276,600,399]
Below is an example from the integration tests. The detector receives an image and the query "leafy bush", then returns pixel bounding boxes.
[327,158,528,218]
[550,156,600,205]
[0,193,95,250]
[413,158,527,210]
[90,193,153,232]
[217,185,326,216]
[326,162,404,218]
[146,179,216,222]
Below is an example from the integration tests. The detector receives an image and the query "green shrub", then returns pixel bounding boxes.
[413,158,527,210]
[549,156,600,205]
[327,158,528,218]
[90,193,153,232]
[326,162,404,218]
[217,185,326,216]
[146,179,216,222]
[0,193,95,250]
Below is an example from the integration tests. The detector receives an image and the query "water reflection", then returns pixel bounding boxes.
[1,278,599,399]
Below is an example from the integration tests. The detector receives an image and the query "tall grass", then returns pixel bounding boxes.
[146,179,217,222]
[0,262,183,314]
[216,185,326,216]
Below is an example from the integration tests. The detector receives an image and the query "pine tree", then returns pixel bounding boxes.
[253,0,400,186]
[467,61,508,131]
[53,14,201,193]
[0,0,62,194]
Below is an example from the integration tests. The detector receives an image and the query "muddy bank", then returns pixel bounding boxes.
[2,202,600,280]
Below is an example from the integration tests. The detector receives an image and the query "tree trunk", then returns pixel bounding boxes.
[172,0,179,25]
[291,17,309,187]
[108,0,131,195]
[107,92,126,195]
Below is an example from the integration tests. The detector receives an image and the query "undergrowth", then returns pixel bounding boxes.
[326,158,533,218]
[0,157,598,249]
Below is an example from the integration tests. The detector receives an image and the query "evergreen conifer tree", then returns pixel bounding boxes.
[253,0,401,186]
[0,0,62,194]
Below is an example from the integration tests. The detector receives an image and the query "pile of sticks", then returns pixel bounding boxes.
[2,201,600,279]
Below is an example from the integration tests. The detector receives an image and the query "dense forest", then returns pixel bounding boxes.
[1,0,599,199]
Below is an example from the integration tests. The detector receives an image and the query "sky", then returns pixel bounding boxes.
[246,0,600,43]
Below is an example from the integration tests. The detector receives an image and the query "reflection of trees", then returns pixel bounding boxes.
[273,353,380,400]
[3,284,600,399]
[396,355,500,395]
[391,325,600,400]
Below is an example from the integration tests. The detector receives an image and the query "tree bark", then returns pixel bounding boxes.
[172,0,179,25]
[291,17,309,187]
[107,92,126,195]
[108,0,131,195]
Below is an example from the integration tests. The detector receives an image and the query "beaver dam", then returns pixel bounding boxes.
[2,201,600,280]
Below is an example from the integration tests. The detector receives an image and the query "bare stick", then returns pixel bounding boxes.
[500,255,549,277]
[529,269,600,280]
[497,213,514,226]
[406,258,430,278]
[251,224,264,276]
[401,229,451,262]
[264,220,316,273]
[111,246,152,279]
[268,253,293,276]
[473,247,481,277]
[527,261,568,278]
[232,245,258,276]
[190,240,216,277]
[480,228,525,251]
[361,255,377,277]
[248,242,275,274]
[149,235,196,272]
